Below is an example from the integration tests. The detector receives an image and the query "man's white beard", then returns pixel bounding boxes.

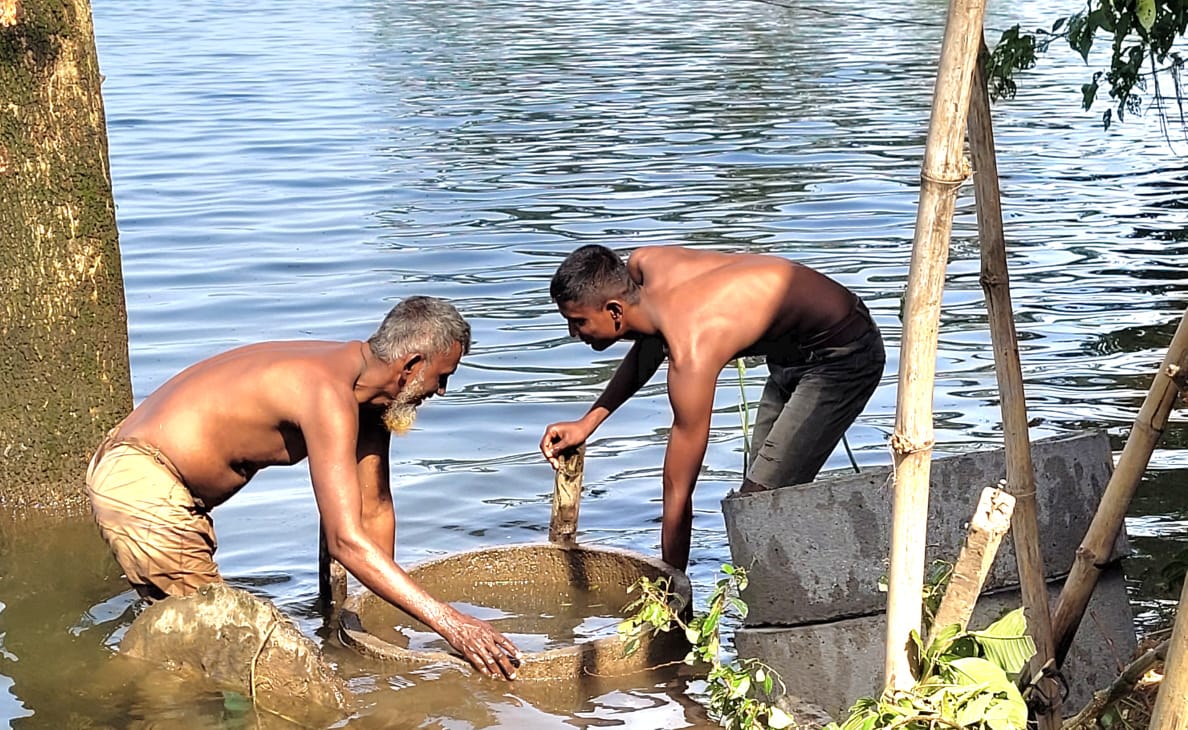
[382,371,427,436]
[382,400,418,436]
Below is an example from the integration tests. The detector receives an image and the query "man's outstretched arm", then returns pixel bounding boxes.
[540,337,666,464]
[305,388,521,679]
[659,363,716,572]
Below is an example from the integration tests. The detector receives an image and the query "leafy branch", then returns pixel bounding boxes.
[618,565,796,730]
[986,0,1188,129]
[620,564,1036,730]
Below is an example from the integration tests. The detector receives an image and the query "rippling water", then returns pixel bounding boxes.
[3,0,1187,726]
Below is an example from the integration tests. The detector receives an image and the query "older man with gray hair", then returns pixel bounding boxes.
[86,296,522,680]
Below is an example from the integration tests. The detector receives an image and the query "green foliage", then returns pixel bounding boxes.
[620,565,1034,730]
[987,0,1188,128]
[618,566,796,730]
[825,609,1035,730]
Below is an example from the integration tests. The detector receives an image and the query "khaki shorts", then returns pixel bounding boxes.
[85,438,220,600]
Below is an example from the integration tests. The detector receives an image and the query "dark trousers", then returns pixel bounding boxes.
[745,325,885,489]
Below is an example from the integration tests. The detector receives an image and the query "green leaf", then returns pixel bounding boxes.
[947,656,1016,695]
[768,707,795,729]
[926,622,962,660]
[971,608,1036,678]
[955,691,995,727]
[685,626,701,644]
[1137,0,1156,32]
[983,693,1028,730]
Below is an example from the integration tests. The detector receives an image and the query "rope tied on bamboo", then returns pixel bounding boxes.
[889,432,934,456]
[919,158,971,188]
[1166,362,1188,390]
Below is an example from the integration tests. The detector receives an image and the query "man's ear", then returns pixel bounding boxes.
[398,353,424,375]
[606,300,624,320]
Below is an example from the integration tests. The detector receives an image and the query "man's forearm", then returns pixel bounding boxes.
[590,339,664,419]
[328,530,453,631]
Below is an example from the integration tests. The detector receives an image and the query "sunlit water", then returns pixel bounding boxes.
[3,0,1188,726]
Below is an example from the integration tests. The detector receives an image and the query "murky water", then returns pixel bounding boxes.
[3,0,1188,726]
[375,592,625,655]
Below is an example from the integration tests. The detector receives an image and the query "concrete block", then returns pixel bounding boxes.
[722,432,1128,626]
[733,567,1137,719]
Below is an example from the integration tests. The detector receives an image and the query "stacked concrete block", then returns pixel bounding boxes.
[721,432,1137,717]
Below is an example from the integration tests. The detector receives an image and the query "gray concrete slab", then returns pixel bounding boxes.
[722,432,1129,626]
[733,567,1137,719]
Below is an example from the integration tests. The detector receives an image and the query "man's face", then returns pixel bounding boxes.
[382,341,464,435]
[557,300,620,351]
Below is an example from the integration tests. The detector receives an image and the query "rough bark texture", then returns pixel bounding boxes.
[0,0,131,519]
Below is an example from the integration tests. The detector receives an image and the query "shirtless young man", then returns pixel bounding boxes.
[539,245,885,571]
[86,296,522,680]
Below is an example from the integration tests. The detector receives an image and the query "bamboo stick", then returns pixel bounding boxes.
[548,444,585,546]
[1149,570,1188,730]
[927,485,1015,643]
[1064,637,1169,729]
[1052,308,1188,662]
[884,0,988,691]
[968,42,1062,727]
[318,521,347,617]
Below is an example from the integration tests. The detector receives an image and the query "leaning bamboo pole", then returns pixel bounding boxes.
[967,43,1062,727]
[1051,308,1188,661]
[883,0,988,691]
[927,486,1015,642]
[1148,569,1188,729]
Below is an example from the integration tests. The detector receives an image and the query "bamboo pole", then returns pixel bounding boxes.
[1149,570,1188,730]
[883,0,988,691]
[927,486,1014,643]
[548,444,585,546]
[1064,637,1169,729]
[1051,308,1188,661]
[968,42,1062,727]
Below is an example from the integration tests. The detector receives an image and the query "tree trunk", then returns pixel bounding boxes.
[0,0,131,520]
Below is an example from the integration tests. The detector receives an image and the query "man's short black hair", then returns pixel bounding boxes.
[550,245,639,307]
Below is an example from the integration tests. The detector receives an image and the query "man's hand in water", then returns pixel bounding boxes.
[438,609,522,680]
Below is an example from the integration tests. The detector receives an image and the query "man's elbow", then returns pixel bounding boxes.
[324,530,372,566]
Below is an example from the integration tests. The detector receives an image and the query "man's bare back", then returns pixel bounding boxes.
[117,341,378,508]
[626,246,857,368]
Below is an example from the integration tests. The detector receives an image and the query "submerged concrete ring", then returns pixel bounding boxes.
[338,542,692,681]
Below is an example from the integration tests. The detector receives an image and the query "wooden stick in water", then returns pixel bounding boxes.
[549,444,585,546]
[318,520,347,616]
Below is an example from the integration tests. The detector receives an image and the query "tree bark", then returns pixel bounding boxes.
[0,0,131,520]
[928,486,1014,642]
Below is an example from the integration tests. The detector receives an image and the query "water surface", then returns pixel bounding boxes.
[3,0,1187,726]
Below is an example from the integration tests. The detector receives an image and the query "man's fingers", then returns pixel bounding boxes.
[492,650,518,680]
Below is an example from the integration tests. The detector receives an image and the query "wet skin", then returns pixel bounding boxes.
[115,339,522,679]
[540,246,858,572]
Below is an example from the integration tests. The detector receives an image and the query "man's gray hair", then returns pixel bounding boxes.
[368,296,471,363]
